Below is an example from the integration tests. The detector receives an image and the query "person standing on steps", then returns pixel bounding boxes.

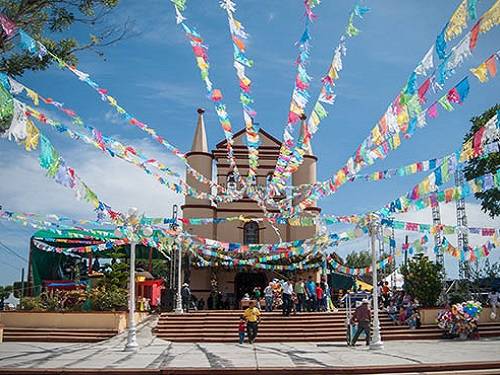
[181,282,191,312]
[294,277,306,313]
[243,300,261,344]
[350,299,371,346]
[264,281,274,312]
[282,279,293,317]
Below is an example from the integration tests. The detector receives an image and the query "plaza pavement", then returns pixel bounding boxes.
[0,316,499,371]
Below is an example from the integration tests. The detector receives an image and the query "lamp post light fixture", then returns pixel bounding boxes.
[116,207,153,352]
[368,215,384,350]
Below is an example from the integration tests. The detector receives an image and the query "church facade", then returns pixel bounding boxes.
[182,109,321,302]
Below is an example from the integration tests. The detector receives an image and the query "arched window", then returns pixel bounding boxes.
[243,221,260,244]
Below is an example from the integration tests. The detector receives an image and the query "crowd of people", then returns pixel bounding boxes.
[242,276,336,316]
[381,282,422,330]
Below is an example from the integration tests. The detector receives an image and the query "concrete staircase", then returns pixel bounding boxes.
[155,310,500,343]
[3,327,118,342]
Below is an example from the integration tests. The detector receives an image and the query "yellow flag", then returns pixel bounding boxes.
[470,63,489,82]
[26,89,39,106]
[23,120,40,151]
[445,0,468,41]
[479,0,500,33]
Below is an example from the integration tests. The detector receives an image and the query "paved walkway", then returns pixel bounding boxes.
[0,317,499,370]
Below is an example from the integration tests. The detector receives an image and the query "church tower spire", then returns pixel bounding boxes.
[182,108,216,240]
[191,108,209,152]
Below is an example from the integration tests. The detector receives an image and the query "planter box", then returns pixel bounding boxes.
[0,311,149,333]
[419,307,495,325]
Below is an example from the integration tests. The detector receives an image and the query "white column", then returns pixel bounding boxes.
[125,240,138,351]
[369,219,384,350]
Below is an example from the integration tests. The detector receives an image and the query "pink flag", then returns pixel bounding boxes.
[0,14,16,37]
[427,103,438,119]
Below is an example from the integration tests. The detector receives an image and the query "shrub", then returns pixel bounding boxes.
[88,286,128,311]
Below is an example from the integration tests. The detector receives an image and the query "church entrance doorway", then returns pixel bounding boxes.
[234,272,267,301]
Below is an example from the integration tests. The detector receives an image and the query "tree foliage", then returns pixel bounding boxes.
[401,255,444,307]
[0,0,132,76]
[345,251,371,268]
[463,104,500,218]
[0,285,12,303]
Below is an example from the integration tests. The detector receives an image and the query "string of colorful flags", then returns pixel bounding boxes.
[0,14,222,193]
[1,74,196,187]
[327,255,394,276]
[175,19,240,180]
[220,0,260,182]
[291,1,500,213]
[272,2,370,191]
[270,0,322,191]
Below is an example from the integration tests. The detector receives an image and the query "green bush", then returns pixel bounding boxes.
[88,286,128,311]
[19,296,45,311]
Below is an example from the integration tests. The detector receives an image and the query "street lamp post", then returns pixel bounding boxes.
[170,205,183,314]
[369,216,384,350]
[125,238,138,351]
[119,207,153,352]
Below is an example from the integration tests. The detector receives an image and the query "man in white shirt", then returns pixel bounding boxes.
[264,282,274,312]
[282,280,294,317]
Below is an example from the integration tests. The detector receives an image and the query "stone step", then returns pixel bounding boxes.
[3,327,118,343]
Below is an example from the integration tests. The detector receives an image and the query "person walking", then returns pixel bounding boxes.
[243,300,261,344]
[350,299,371,346]
[181,282,191,312]
[264,282,274,312]
[282,280,293,317]
[294,278,306,312]
[238,316,246,344]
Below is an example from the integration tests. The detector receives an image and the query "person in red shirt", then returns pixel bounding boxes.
[238,316,246,344]
[350,299,371,346]
[315,283,324,311]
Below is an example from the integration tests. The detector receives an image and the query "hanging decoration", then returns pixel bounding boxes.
[289,0,500,213]
[382,218,498,238]
[220,0,259,182]
[270,0,322,192]
[2,16,221,193]
[33,238,130,255]
[2,74,198,187]
[272,2,369,189]
[19,101,224,203]
[177,21,240,180]
[470,51,499,82]
[327,255,394,276]
[441,236,499,262]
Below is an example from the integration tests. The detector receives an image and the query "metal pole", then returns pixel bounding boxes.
[125,240,138,351]
[369,219,384,350]
[174,238,184,314]
[20,268,25,298]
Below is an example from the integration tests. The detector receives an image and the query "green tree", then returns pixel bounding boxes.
[463,104,500,218]
[345,251,371,268]
[0,0,132,76]
[401,255,444,307]
[0,285,13,305]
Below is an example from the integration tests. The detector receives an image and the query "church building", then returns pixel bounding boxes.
[182,109,321,302]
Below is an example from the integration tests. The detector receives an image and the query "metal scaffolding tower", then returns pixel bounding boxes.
[455,168,470,279]
[432,201,444,272]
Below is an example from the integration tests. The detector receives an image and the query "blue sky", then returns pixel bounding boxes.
[0,0,499,285]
